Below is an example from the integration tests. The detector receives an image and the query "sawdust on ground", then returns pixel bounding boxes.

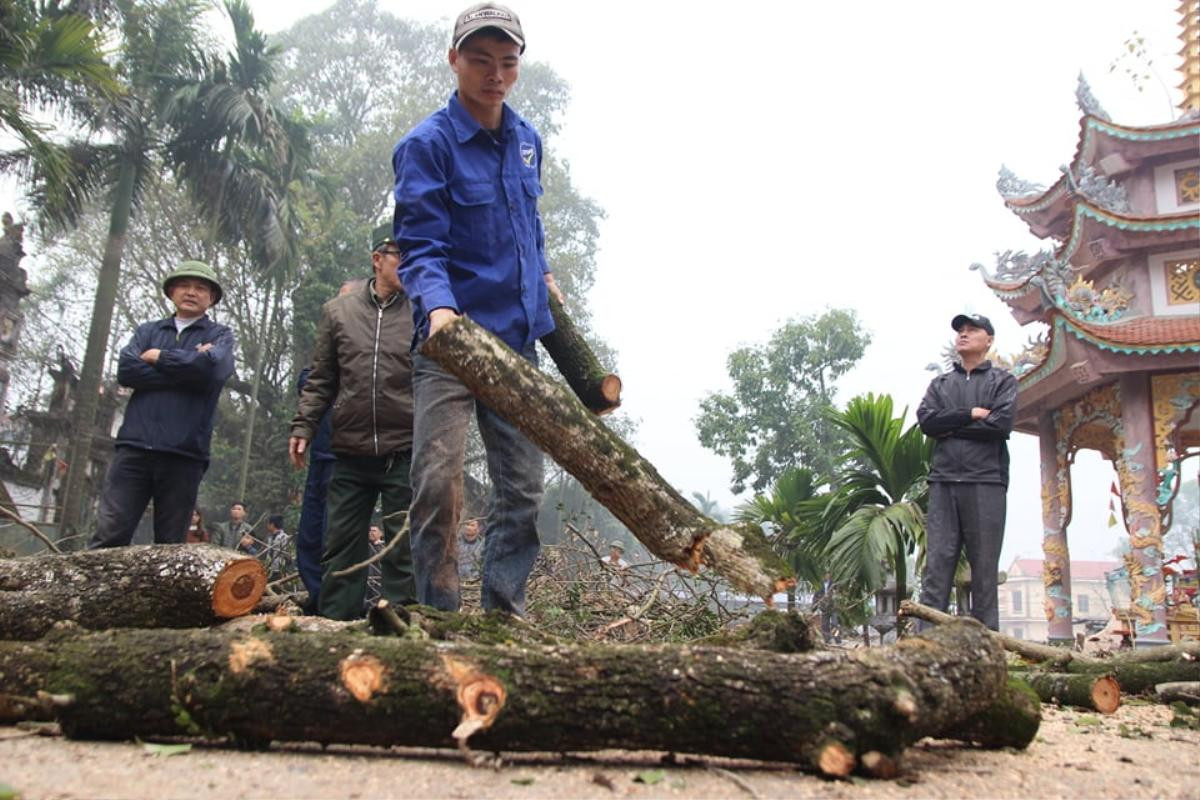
[2,702,1198,799]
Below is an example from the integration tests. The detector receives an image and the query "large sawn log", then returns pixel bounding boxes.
[539,294,621,415]
[0,544,266,639]
[421,316,793,599]
[0,621,1009,774]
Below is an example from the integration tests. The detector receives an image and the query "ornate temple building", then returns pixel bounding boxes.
[975,57,1200,644]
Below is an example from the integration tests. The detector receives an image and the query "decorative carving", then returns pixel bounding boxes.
[996,165,1045,198]
[1069,163,1131,214]
[1075,73,1110,121]
[1150,372,1200,508]
[994,331,1050,377]
[1165,257,1199,305]
[1062,274,1134,321]
[1175,166,1200,205]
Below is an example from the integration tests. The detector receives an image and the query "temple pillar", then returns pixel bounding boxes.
[1116,374,1170,646]
[1039,410,1074,643]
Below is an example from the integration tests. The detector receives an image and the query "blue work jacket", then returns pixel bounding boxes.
[115,314,235,462]
[392,92,554,351]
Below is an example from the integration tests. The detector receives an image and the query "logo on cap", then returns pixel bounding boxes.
[462,8,513,23]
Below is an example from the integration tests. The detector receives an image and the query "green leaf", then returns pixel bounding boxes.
[141,741,192,757]
[0,783,17,800]
[1074,715,1102,727]
[634,770,666,785]
[510,777,535,786]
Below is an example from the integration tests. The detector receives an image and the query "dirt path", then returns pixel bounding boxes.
[2,703,1198,799]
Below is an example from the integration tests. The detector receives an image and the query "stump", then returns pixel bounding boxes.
[0,544,266,639]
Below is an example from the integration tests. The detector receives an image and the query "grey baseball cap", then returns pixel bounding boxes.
[453,3,525,53]
[951,313,994,336]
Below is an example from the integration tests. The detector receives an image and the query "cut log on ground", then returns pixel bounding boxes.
[539,294,621,415]
[0,545,266,639]
[421,316,794,599]
[949,677,1042,750]
[0,621,1011,774]
[899,600,1096,668]
[1025,672,1121,714]
[1155,681,1200,704]
[1062,658,1200,696]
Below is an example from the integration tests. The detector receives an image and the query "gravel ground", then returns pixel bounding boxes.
[2,703,1198,799]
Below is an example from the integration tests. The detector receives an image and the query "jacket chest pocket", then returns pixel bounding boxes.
[449,180,497,254]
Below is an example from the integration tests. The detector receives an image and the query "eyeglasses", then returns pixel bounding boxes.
[375,247,402,258]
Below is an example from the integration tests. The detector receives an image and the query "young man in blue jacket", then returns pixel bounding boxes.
[392,3,564,614]
[89,261,235,548]
[916,313,1018,630]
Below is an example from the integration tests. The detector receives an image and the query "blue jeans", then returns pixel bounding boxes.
[410,351,544,613]
[89,447,206,548]
[295,457,334,611]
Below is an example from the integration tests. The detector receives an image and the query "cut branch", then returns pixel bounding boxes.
[539,294,621,415]
[421,316,793,599]
[0,544,266,639]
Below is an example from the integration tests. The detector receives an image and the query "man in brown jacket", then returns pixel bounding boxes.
[288,225,416,619]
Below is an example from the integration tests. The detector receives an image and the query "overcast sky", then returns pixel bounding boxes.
[9,1,1196,567]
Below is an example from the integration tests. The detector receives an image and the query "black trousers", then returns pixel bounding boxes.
[918,482,1007,630]
[89,448,206,548]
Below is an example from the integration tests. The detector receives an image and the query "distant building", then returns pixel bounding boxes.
[998,557,1120,641]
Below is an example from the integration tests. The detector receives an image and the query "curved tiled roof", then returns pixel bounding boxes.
[1066,315,1200,351]
[1057,202,1200,264]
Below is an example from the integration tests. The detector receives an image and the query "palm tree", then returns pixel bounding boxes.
[0,0,117,202]
[166,0,317,500]
[736,466,825,609]
[807,393,932,634]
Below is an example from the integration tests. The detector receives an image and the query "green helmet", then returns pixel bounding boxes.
[162,260,223,306]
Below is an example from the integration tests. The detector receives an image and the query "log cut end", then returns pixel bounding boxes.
[595,374,622,415]
[340,651,387,702]
[1092,675,1121,715]
[859,751,900,779]
[211,558,268,618]
[815,741,856,778]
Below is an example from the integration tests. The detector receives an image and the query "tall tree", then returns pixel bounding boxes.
[695,308,870,494]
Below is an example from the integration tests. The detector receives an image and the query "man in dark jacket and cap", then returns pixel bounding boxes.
[916,313,1018,630]
[89,261,235,547]
[288,225,416,619]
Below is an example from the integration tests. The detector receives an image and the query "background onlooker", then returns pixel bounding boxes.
[185,508,210,544]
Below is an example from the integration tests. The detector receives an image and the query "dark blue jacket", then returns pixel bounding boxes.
[392,92,554,351]
[115,314,235,462]
[296,366,335,462]
[917,361,1018,487]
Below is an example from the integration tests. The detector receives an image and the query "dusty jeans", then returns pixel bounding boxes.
[409,351,543,614]
[918,481,1007,630]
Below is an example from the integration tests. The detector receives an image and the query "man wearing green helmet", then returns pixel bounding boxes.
[89,260,235,548]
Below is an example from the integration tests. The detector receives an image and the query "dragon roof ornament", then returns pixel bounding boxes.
[1062,162,1131,214]
[1076,73,1110,122]
[996,165,1045,199]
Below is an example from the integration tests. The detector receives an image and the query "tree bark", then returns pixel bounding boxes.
[0,621,1010,772]
[1154,681,1200,704]
[1025,672,1121,714]
[539,294,621,414]
[421,316,794,599]
[952,677,1042,749]
[0,544,266,639]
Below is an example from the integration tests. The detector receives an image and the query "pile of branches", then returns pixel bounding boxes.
[515,526,750,643]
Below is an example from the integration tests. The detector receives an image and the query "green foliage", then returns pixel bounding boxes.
[0,0,117,205]
[695,308,870,493]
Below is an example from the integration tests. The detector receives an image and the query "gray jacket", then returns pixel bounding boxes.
[917,361,1018,487]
